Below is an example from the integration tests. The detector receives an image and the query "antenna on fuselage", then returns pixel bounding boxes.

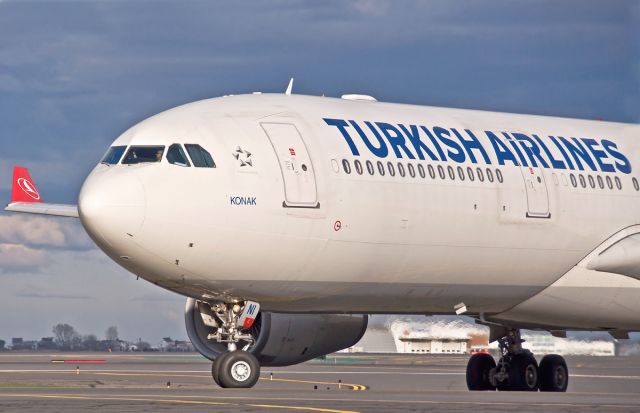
[285,78,294,95]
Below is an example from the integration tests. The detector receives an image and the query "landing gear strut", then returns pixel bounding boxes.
[204,300,262,388]
[466,327,569,392]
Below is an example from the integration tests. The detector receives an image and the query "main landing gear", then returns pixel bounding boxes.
[207,301,262,388]
[466,328,569,392]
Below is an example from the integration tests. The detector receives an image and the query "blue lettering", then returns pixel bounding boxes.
[559,137,597,171]
[323,118,360,156]
[602,140,631,174]
[502,133,529,166]
[375,122,415,159]
[230,196,256,206]
[452,128,491,164]
[434,127,465,163]
[486,131,519,166]
[581,138,615,173]
[549,136,574,170]
[350,120,389,158]
[420,126,447,161]
[398,124,439,161]
[513,133,549,168]
[533,135,565,169]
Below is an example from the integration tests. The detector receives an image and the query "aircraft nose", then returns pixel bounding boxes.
[78,168,146,251]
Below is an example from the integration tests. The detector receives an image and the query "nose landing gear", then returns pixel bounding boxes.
[466,328,569,392]
[212,350,260,388]
[204,300,262,388]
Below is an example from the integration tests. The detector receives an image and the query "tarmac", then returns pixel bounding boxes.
[0,352,638,412]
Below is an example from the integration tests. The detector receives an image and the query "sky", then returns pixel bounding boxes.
[0,0,638,344]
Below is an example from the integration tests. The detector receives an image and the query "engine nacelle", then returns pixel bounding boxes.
[185,298,368,366]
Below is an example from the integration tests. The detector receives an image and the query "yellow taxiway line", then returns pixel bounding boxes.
[0,393,360,413]
[91,371,368,390]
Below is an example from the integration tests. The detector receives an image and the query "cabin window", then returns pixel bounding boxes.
[588,175,595,188]
[428,165,436,179]
[366,160,374,175]
[377,161,385,176]
[408,163,416,178]
[597,175,604,189]
[418,164,426,178]
[615,176,622,190]
[476,167,484,182]
[185,144,215,168]
[354,159,363,175]
[342,159,351,174]
[579,174,586,188]
[387,161,396,176]
[397,162,406,177]
[486,168,494,183]
[437,165,445,179]
[633,177,639,191]
[457,166,465,181]
[122,146,165,164]
[101,145,127,165]
[447,166,455,180]
[570,174,577,187]
[496,169,503,183]
[166,144,191,167]
[606,176,613,189]
[467,167,475,181]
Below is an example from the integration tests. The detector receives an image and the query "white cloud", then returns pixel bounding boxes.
[0,215,92,249]
[0,243,49,271]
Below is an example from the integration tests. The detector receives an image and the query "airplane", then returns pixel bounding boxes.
[5,85,640,392]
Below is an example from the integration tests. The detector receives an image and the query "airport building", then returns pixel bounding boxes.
[353,318,619,356]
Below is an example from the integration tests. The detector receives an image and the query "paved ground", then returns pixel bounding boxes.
[0,352,638,412]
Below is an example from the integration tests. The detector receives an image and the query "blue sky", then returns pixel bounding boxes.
[0,0,637,343]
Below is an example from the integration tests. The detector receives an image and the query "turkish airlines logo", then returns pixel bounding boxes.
[17,177,40,200]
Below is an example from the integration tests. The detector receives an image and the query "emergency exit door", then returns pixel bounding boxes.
[520,166,550,218]
[261,122,319,208]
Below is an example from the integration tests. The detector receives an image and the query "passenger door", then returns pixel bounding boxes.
[261,122,319,208]
[520,166,550,218]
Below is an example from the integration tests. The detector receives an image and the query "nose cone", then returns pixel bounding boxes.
[79,167,146,252]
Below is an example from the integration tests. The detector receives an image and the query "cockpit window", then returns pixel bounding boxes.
[101,146,127,165]
[122,146,165,164]
[167,144,191,167]
[185,144,216,168]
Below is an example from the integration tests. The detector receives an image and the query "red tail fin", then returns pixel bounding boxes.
[11,166,43,203]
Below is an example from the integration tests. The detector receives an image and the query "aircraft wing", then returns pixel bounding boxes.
[5,166,79,218]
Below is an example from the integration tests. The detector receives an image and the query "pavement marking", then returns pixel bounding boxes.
[1,392,638,410]
[93,371,368,390]
[0,393,359,413]
[247,404,358,413]
[10,370,369,391]
[259,377,367,391]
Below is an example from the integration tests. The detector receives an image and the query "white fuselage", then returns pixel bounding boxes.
[77,94,640,332]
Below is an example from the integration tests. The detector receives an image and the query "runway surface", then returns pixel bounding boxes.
[0,352,639,412]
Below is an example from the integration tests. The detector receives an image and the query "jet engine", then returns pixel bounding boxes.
[185,298,368,366]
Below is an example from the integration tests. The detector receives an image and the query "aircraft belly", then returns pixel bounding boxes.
[491,266,640,330]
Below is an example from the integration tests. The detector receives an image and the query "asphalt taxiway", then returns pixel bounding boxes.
[0,352,639,412]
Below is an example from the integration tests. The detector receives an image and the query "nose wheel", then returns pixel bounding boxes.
[466,328,568,392]
[212,351,260,388]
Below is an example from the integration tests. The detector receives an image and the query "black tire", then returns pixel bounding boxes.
[211,354,226,386]
[497,353,539,391]
[217,351,260,388]
[539,354,568,392]
[466,353,497,390]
